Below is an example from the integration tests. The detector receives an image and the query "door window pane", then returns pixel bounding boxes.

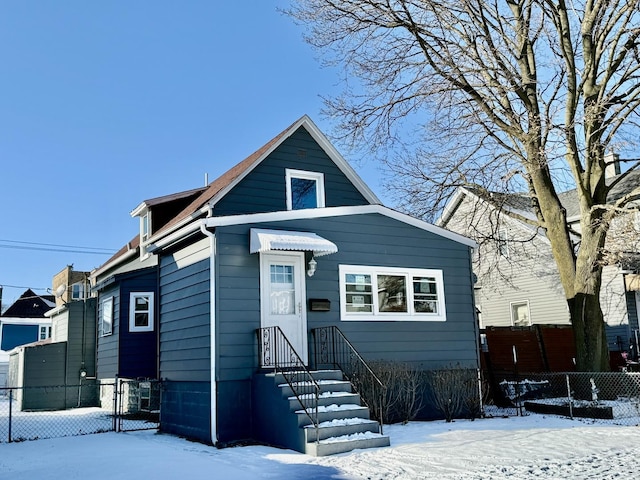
[269,264,295,315]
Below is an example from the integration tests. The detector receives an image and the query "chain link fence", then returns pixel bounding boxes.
[0,379,160,443]
[483,371,640,425]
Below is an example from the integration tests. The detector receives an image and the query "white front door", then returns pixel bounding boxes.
[260,252,308,364]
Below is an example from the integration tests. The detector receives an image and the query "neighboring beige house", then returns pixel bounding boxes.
[438,160,640,355]
[52,266,91,307]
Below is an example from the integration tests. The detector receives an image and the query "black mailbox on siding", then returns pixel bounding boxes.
[308,299,330,311]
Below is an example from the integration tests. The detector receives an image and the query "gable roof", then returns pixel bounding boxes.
[152,115,381,239]
[2,289,55,318]
[131,186,208,217]
[440,169,640,227]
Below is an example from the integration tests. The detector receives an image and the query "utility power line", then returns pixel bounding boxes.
[0,239,117,255]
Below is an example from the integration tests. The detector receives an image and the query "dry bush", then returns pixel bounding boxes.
[426,367,480,422]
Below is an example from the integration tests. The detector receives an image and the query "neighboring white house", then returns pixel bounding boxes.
[438,163,640,355]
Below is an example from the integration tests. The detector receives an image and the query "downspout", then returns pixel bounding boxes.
[468,247,484,416]
[200,218,217,445]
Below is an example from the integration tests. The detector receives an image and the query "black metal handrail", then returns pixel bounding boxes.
[257,326,320,439]
[312,326,386,433]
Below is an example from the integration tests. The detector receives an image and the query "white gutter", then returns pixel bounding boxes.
[199,223,217,446]
[148,219,206,253]
[90,246,138,280]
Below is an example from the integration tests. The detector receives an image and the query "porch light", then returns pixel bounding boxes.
[307,257,317,277]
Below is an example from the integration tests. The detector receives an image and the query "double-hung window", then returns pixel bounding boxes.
[129,292,154,332]
[71,282,85,301]
[339,265,446,321]
[285,169,325,210]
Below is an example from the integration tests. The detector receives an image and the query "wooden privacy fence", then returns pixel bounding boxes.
[481,325,577,374]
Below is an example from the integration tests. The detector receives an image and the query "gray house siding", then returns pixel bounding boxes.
[212,127,369,217]
[64,299,97,385]
[213,212,476,441]
[21,343,67,410]
[158,239,211,443]
[216,213,476,373]
[97,284,119,380]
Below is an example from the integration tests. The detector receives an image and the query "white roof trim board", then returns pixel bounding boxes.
[250,228,338,257]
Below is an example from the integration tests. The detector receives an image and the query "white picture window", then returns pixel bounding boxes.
[129,292,154,332]
[285,169,325,210]
[339,265,447,321]
[511,301,531,326]
[101,296,114,337]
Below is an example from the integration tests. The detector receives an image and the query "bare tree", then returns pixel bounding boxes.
[289,0,640,370]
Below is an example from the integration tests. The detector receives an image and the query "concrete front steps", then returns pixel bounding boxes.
[253,369,390,456]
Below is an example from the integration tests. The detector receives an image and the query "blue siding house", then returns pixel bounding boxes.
[95,116,478,455]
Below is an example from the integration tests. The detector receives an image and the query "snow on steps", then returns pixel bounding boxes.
[305,431,390,457]
[265,369,390,456]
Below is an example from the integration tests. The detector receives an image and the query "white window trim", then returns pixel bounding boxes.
[71,282,85,301]
[339,265,447,321]
[101,296,114,337]
[129,292,154,333]
[285,168,325,210]
[510,300,531,326]
[140,211,151,260]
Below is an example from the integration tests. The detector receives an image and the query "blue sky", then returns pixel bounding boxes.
[0,1,388,307]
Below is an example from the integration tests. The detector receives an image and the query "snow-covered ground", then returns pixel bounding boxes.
[2,414,640,479]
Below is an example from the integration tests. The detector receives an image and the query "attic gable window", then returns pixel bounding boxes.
[339,265,447,321]
[286,169,325,210]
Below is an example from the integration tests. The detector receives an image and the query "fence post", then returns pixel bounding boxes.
[113,378,119,432]
[565,374,573,419]
[8,389,12,443]
[477,369,484,418]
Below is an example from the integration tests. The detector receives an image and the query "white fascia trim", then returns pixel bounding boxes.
[90,247,138,281]
[148,219,206,252]
[202,204,477,248]
[202,116,381,211]
[130,202,148,218]
[300,116,381,205]
[0,317,53,325]
[44,305,68,318]
[436,187,469,227]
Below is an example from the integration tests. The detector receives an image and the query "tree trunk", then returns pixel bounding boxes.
[568,293,610,371]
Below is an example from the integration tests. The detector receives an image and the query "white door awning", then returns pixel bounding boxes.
[249,228,338,257]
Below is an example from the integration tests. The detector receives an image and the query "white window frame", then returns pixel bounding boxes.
[497,227,509,258]
[129,292,154,333]
[71,282,85,301]
[141,212,150,242]
[510,300,531,326]
[101,296,114,337]
[285,169,325,210]
[39,325,51,340]
[339,265,447,321]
